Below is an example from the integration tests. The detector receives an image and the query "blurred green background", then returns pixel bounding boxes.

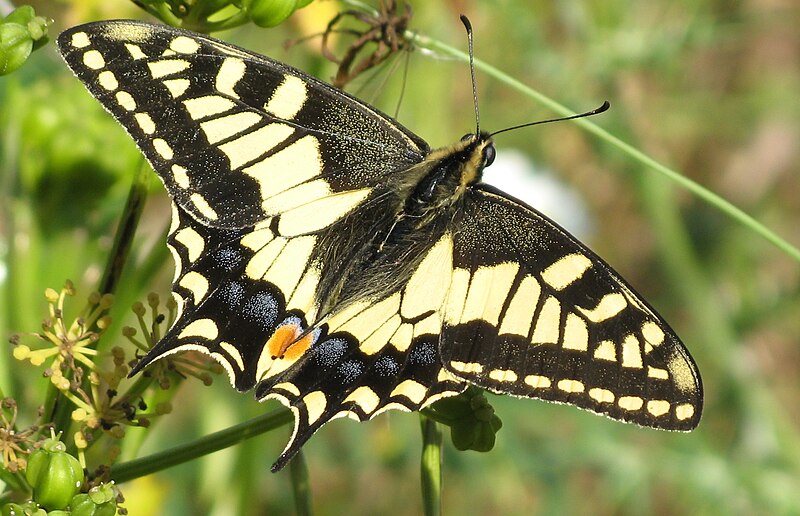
[2,0,800,514]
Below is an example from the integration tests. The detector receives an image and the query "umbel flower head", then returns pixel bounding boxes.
[12,280,111,386]
[10,281,221,459]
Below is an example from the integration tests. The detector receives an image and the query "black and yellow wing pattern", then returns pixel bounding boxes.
[58,20,702,471]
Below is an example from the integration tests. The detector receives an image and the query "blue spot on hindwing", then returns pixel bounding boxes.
[409,341,436,365]
[374,355,399,376]
[241,290,278,329]
[218,281,245,308]
[314,338,348,367]
[337,359,364,384]
[214,246,242,272]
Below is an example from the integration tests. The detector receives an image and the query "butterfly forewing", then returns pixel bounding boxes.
[441,186,702,429]
[57,20,427,229]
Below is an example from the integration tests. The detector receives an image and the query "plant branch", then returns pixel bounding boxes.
[110,408,293,483]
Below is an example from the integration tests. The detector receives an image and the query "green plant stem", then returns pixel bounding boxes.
[420,414,442,516]
[98,159,150,300]
[407,31,800,263]
[0,466,27,496]
[289,450,313,516]
[420,407,456,427]
[109,408,293,483]
[48,159,150,437]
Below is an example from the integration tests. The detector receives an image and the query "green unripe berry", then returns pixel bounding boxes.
[25,438,84,511]
[242,0,299,28]
[70,484,118,516]
[0,23,32,75]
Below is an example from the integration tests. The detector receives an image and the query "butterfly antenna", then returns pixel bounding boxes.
[460,15,481,135]
[490,101,611,137]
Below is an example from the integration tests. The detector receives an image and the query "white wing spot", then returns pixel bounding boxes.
[163,78,190,98]
[531,296,560,344]
[153,138,174,160]
[593,340,616,361]
[304,391,327,425]
[390,380,427,404]
[562,313,589,351]
[579,292,627,322]
[488,369,518,383]
[642,321,666,348]
[449,361,483,374]
[675,403,695,421]
[220,123,295,170]
[216,58,246,98]
[148,59,191,79]
[218,342,245,371]
[589,388,615,403]
[178,318,219,339]
[344,386,380,414]
[557,379,585,393]
[190,193,219,220]
[124,43,147,60]
[541,254,592,291]
[265,75,308,119]
[647,366,669,380]
[621,334,643,368]
[174,226,205,263]
[172,165,191,189]
[183,95,236,119]
[170,35,201,54]
[82,50,105,70]
[134,113,156,134]
[618,396,644,411]
[668,353,698,393]
[273,382,301,397]
[200,112,263,144]
[70,32,90,48]
[115,91,136,111]
[647,400,670,417]
[179,271,209,303]
[524,375,551,388]
[98,71,118,91]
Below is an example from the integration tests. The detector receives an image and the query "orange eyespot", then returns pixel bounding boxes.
[266,323,314,361]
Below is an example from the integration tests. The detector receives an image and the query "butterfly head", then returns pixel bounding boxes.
[460,131,496,169]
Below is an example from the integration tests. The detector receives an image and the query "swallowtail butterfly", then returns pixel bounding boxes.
[58,20,702,471]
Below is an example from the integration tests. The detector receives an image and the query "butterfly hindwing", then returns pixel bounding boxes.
[257,234,466,470]
[441,186,702,430]
[132,201,303,392]
[57,20,428,229]
[258,331,464,471]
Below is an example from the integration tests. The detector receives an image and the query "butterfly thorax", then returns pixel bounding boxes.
[312,133,495,320]
[403,132,493,223]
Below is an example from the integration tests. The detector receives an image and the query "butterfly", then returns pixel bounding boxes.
[57,19,702,472]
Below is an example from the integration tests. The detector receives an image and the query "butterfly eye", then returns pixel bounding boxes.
[460,133,472,142]
[483,144,496,167]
